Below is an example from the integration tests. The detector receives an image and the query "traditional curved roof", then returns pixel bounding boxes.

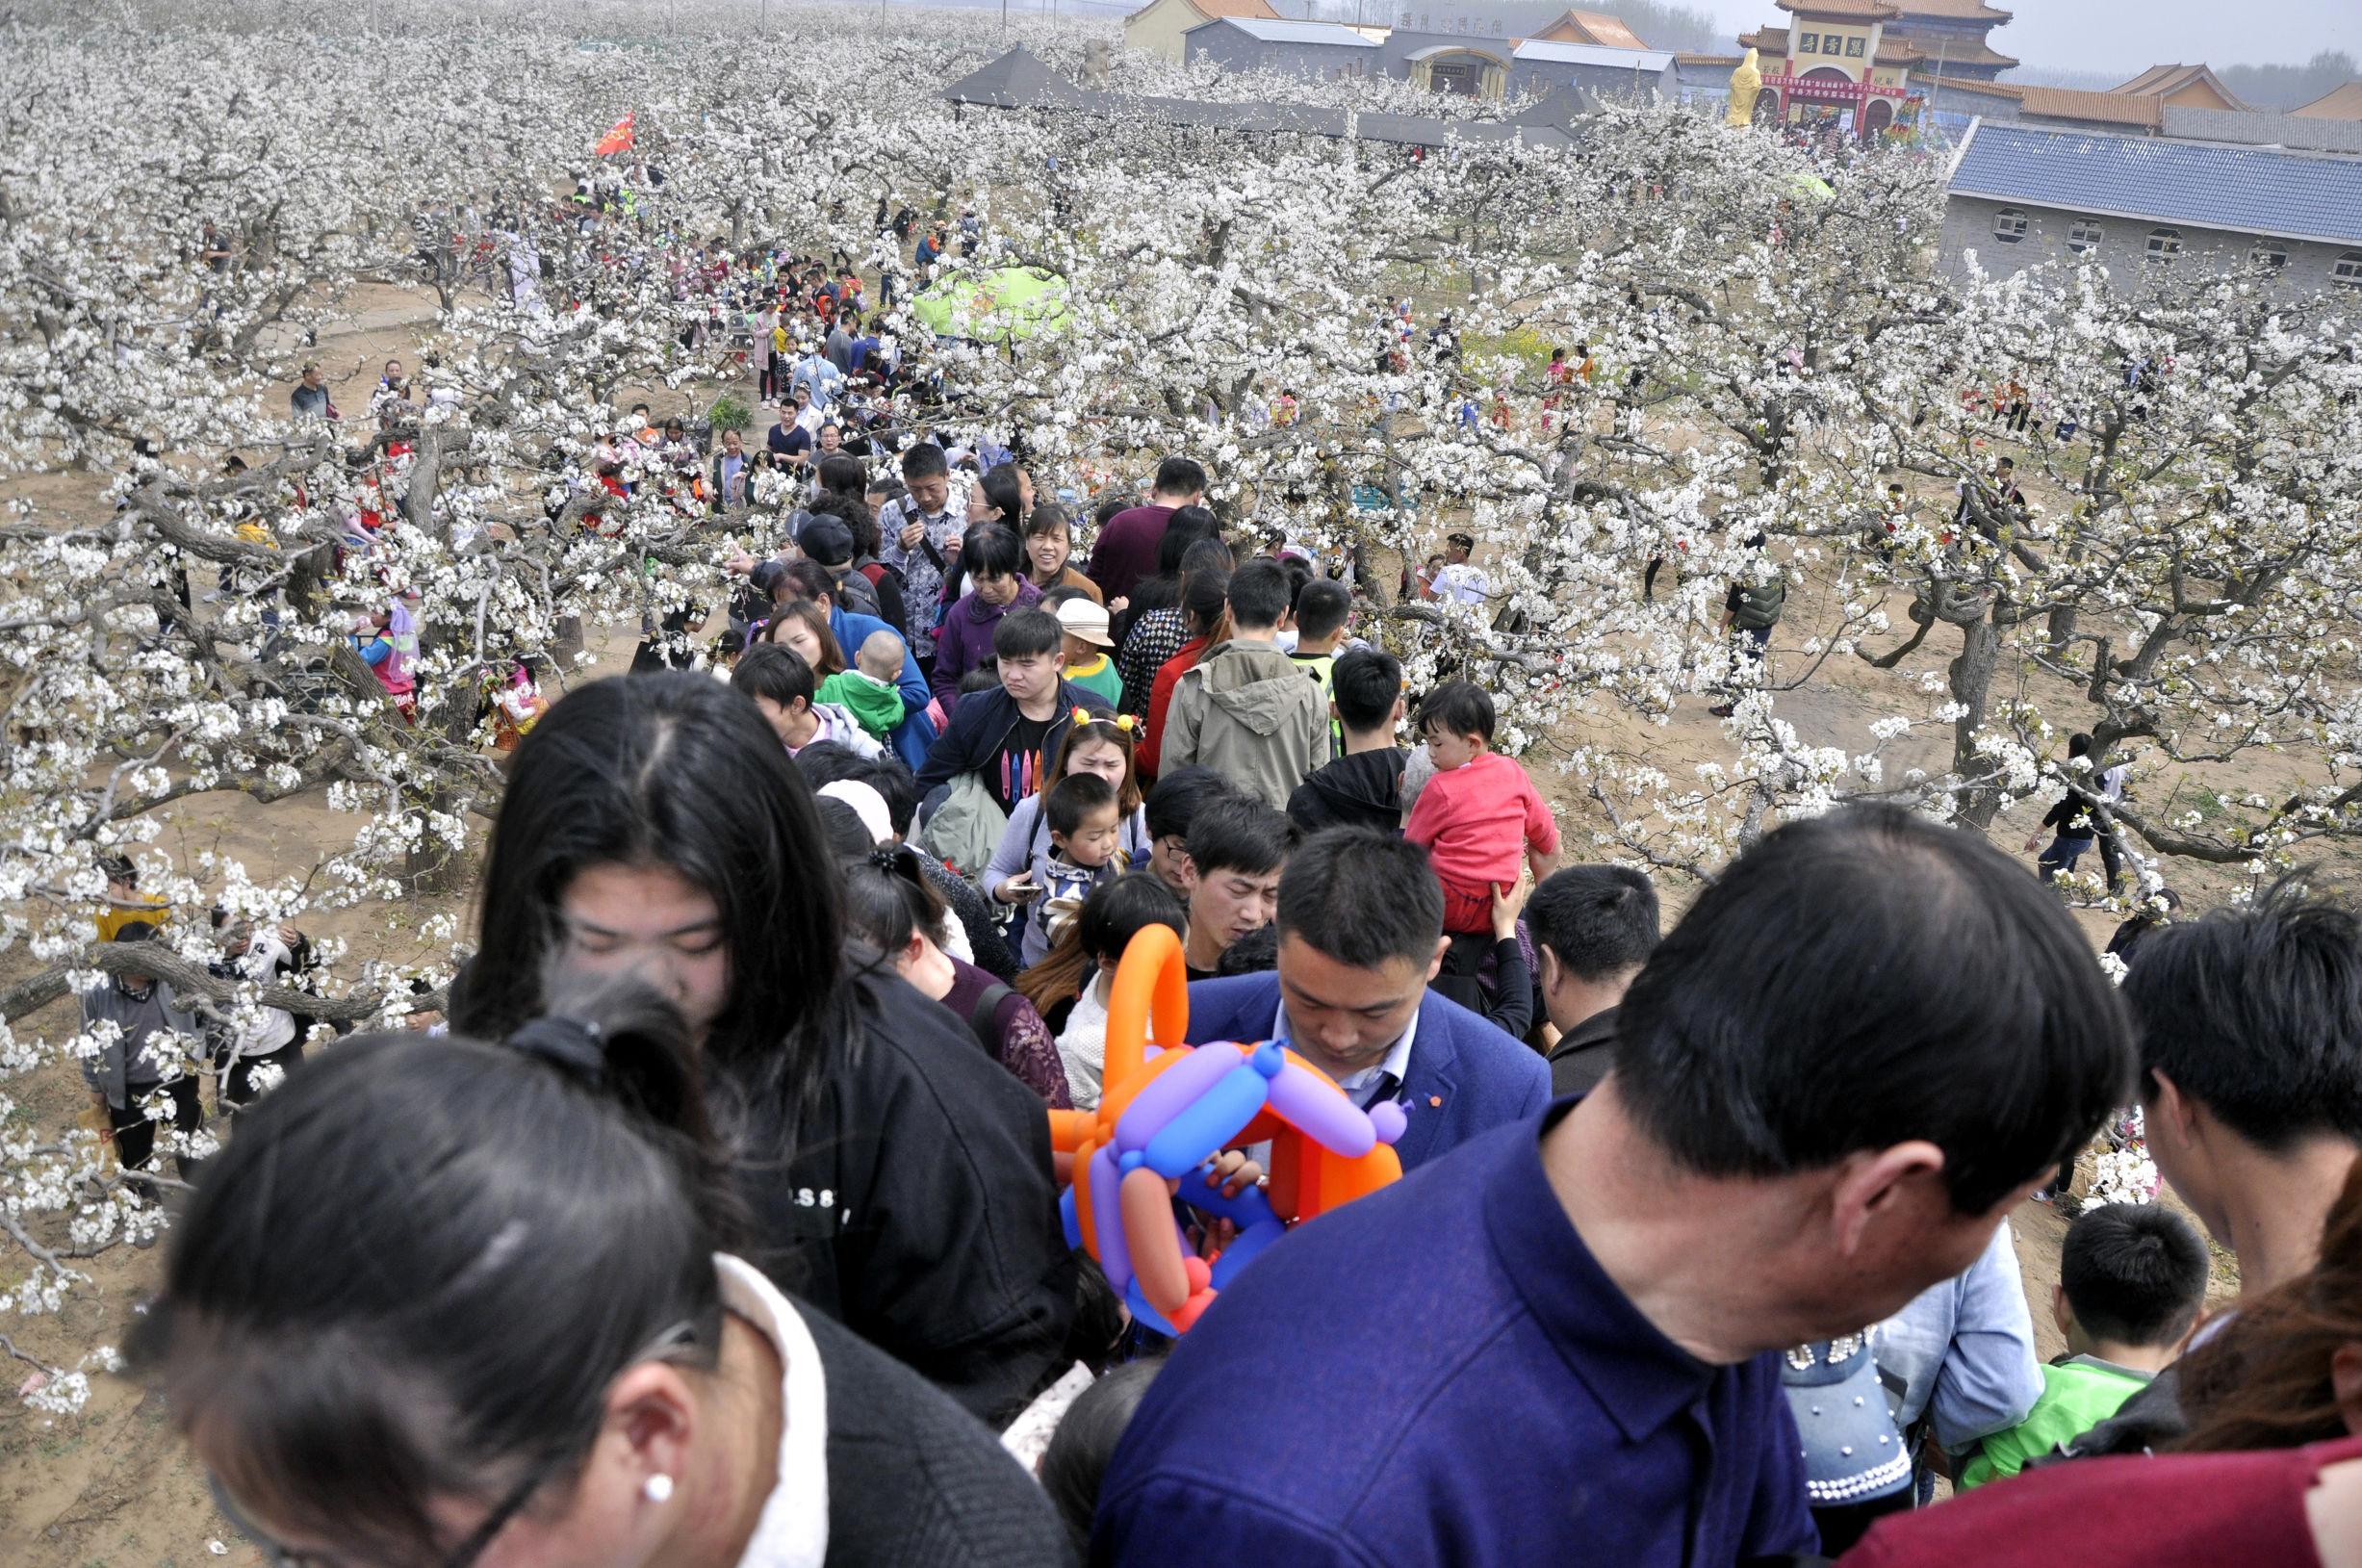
[1775,0,1901,16]
[2294,82,2362,121]
[1535,9,1651,51]
[1895,0,2010,19]
[2110,63,2247,110]
[2016,86,2161,128]
[1900,37,2018,68]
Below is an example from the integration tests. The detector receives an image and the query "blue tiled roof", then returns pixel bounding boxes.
[1195,17,1380,47]
[1948,120,2362,247]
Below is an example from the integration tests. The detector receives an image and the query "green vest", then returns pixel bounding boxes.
[1290,650,1340,749]
[1732,574,1786,631]
[1959,1356,2151,1489]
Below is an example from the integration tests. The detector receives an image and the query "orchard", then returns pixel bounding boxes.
[3,0,2360,1557]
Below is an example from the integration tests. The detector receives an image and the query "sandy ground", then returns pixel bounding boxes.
[0,275,2289,1561]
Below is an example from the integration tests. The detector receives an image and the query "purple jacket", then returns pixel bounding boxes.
[931,579,1042,714]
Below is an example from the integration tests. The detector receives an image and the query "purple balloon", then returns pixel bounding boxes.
[1368,1098,1408,1146]
[1089,1142,1135,1295]
[1115,1041,1249,1156]
[1267,1059,1376,1158]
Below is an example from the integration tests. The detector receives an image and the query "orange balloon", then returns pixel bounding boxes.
[1048,1108,1093,1156]
[1070,1138,1102,1255]
[1102,925,1189,1092]
[1121,1164,1191,1315]
[1263,1133,1304,1222]
[1327,1144,1403,1207]
[1231,1108,1287,1147]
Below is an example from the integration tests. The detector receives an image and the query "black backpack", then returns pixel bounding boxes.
[967,982,1013,1055]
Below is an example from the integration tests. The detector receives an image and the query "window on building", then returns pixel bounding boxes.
[1847,35,1865,57]
[2067,218,2103,253]
[2145,227,2181,263]
[1798,32,1818,52]
[2337,251,2362,287]
[1993,207,2029,244]
[2248,240,2288,271]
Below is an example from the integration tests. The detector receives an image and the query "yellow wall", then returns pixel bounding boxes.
[1786,19,1877,82]
[1123,0,1203,65]
[2161,79,2239,111]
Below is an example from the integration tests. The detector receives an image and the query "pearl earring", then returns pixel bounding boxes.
[643,1474,675,1504]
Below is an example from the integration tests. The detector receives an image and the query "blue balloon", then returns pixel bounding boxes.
[1181,1172,1278,1232]
[1125,1277,1181,1340]
[1209,1219,1290,1291]
[1141,1064,1271,1179]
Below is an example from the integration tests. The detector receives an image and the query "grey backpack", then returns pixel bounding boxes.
[916,770,1011,891]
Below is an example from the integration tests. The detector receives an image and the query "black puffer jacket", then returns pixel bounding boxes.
[737,968,1076,1429]
[1286,748,1407,835]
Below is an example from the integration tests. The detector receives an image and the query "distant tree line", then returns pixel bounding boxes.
[2216,50,2357,110]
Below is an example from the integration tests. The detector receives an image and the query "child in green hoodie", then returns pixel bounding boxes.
[817,629,910,741]
[1958,1201,2210,1487]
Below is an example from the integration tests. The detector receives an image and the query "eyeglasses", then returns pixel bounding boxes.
[211,1455,555,1568]
[208,1321,698,1568]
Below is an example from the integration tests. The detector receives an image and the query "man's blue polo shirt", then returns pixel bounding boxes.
[1091,1103,1815,1567]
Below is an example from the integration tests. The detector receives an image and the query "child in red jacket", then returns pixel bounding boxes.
[1403,681,1560,936]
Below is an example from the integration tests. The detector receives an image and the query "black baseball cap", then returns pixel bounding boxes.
[800,516,856,568]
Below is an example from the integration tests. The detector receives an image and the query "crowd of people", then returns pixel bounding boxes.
[94,195,2355,1567]
[91,427,2362,1566]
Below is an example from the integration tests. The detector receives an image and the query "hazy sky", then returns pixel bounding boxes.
[1698,0,2357,75]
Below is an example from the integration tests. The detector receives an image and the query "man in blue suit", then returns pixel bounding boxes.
[1184,827,1550,1170]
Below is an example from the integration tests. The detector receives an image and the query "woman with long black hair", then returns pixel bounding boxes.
[449,672,1076,1428]
[136,982,1073,1567]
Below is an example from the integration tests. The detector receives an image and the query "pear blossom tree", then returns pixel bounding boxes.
[5,0,2362,1412]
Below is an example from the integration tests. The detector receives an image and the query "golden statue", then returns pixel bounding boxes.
[1726,47,1764,128]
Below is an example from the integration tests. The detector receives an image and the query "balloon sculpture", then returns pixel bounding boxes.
[1047,924,1404,1336]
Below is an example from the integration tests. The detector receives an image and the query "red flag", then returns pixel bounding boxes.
[594,111,633,157]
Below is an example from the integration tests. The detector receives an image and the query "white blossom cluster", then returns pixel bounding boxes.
[1,0,2358,1404]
